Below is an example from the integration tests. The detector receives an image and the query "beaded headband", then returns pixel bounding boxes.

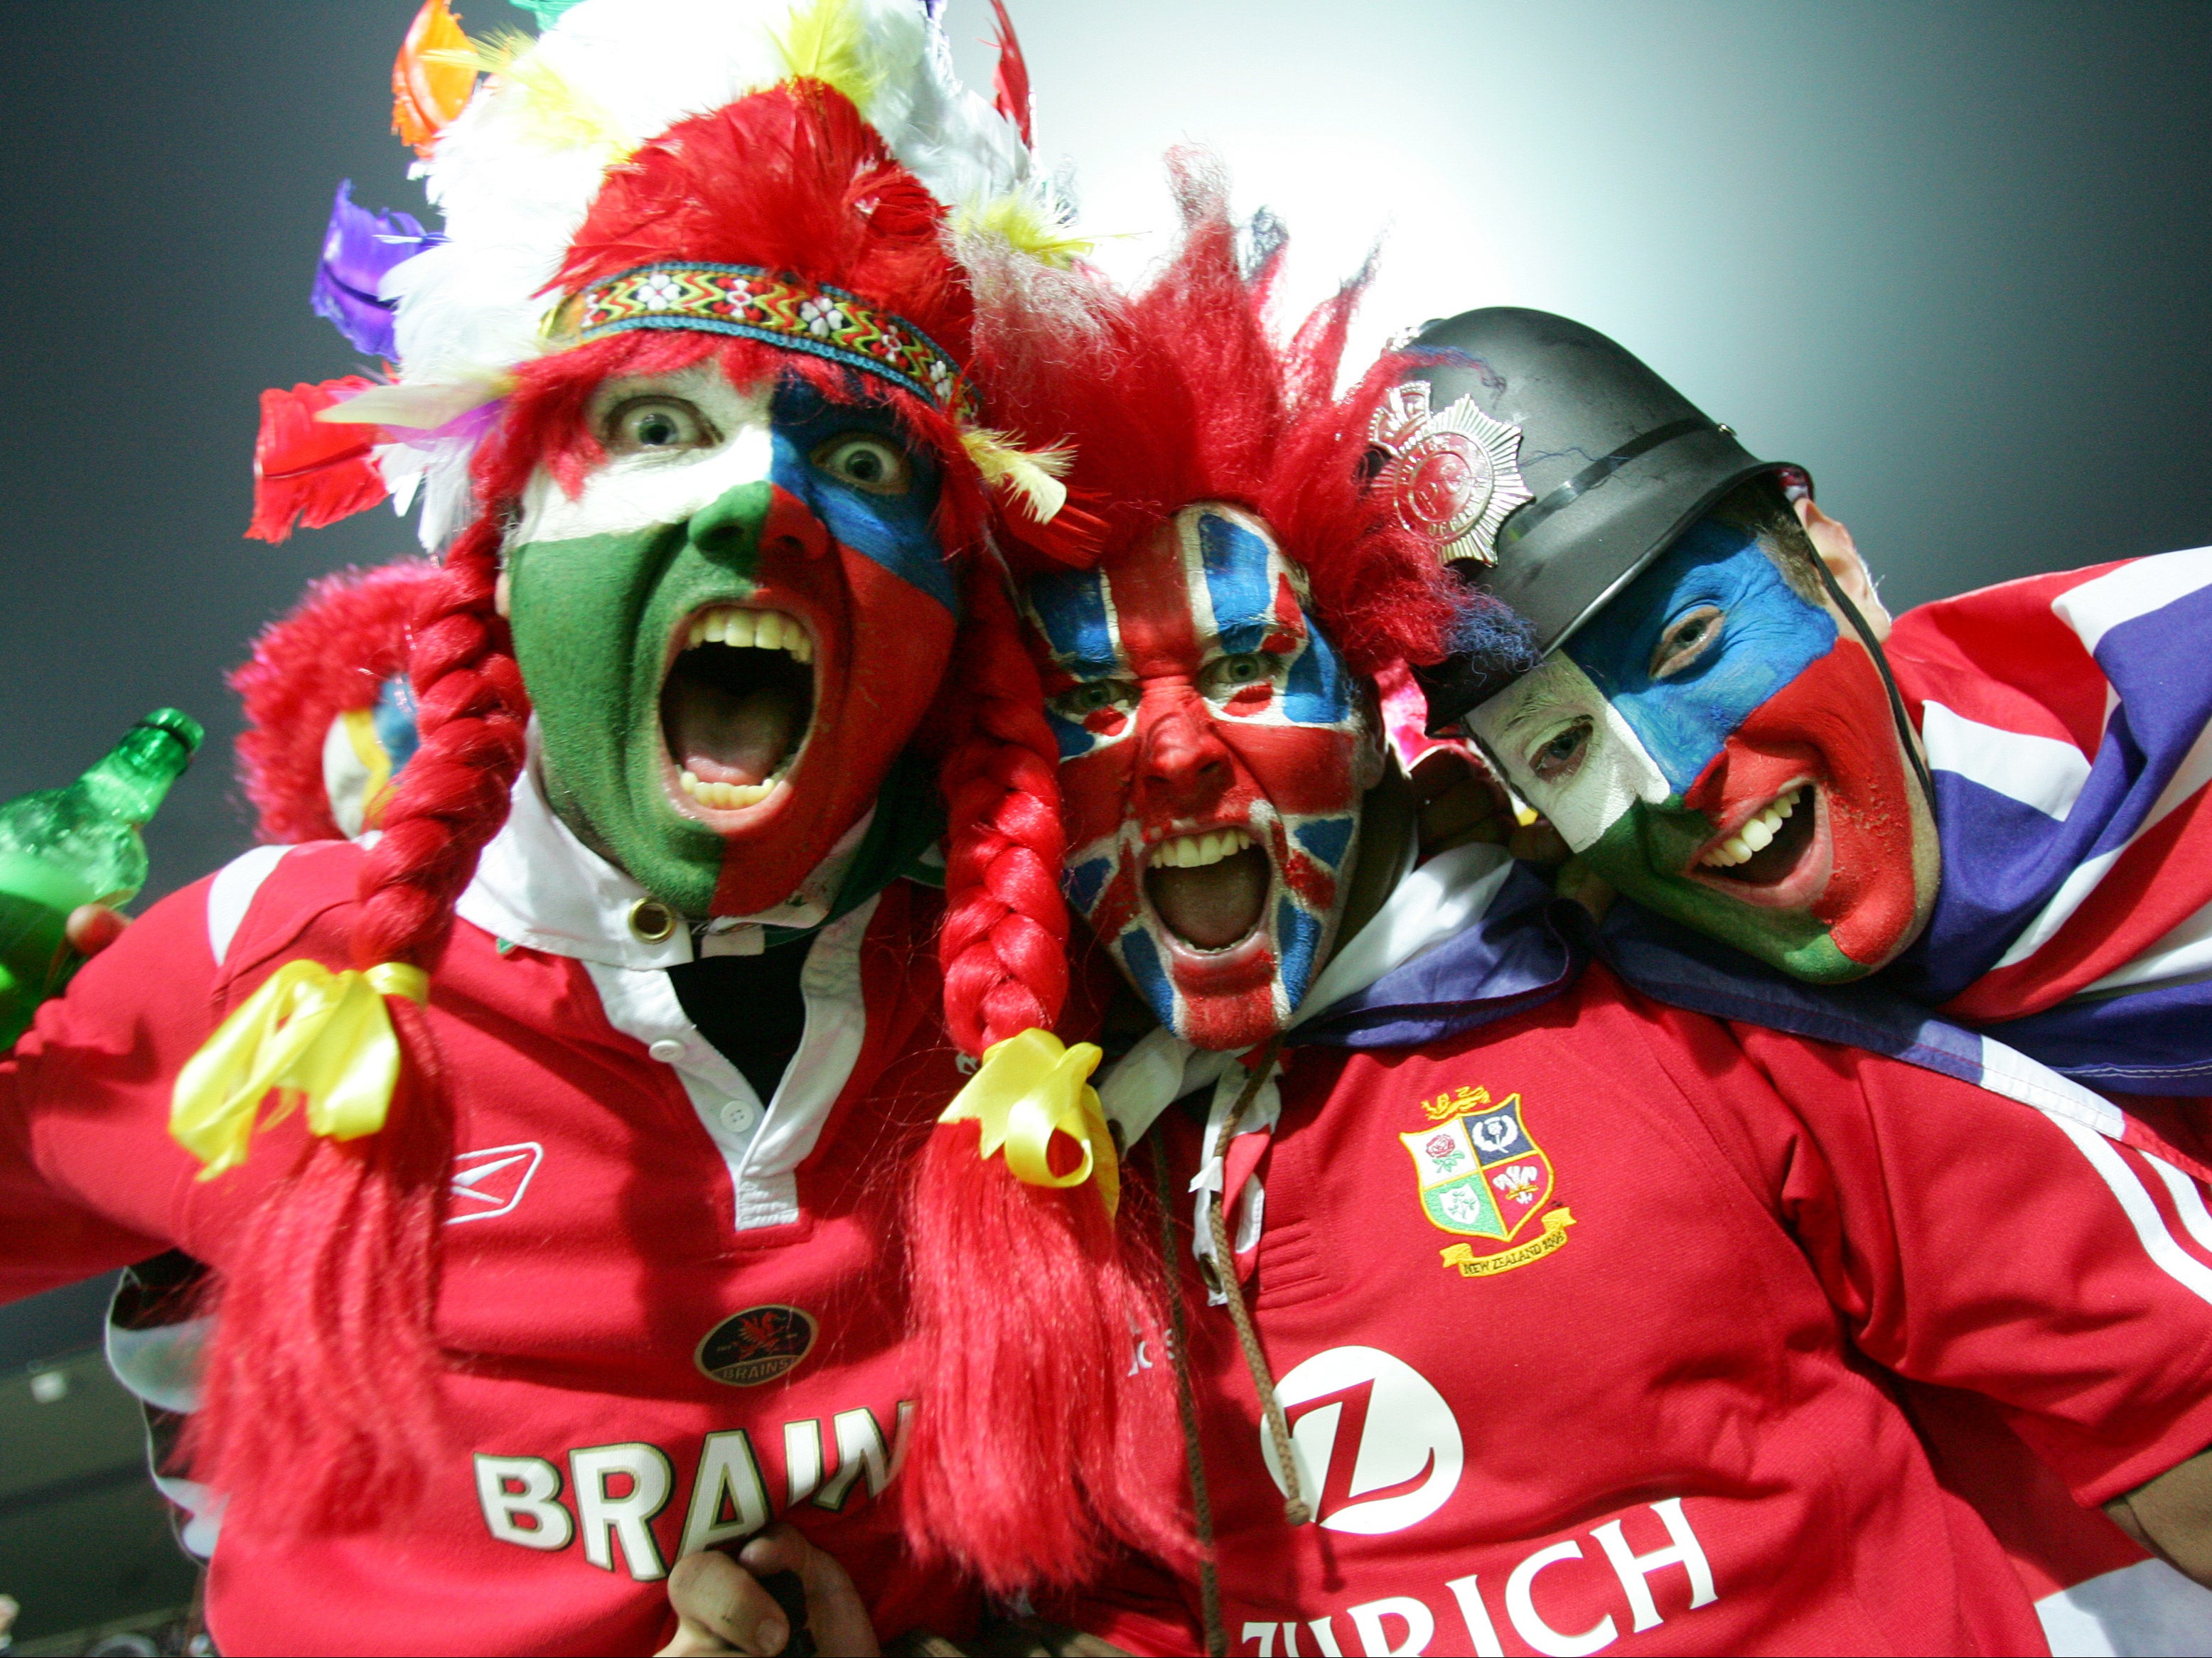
[554,262,980,423]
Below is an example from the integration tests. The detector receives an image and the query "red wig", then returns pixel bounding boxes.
[230,560,441,845]
[189,81,994,1529]
[902,156,1467,1592]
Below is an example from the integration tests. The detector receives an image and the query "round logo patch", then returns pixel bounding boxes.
[696,1305,817,1387]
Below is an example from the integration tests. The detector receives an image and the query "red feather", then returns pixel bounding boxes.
[556,84,971,361]
[248,379,392,544]
[986,0,1033,149]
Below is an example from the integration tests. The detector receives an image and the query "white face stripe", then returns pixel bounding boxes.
[1466,653,1671,854]
[514,365,777,547]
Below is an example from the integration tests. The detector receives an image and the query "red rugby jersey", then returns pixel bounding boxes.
[0,840,974,1656]
[1083,964,2212,1657]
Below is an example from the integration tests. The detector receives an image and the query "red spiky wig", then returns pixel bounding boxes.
[230,560,440,844]
[190,80,999,1530]
[901,156,1466,1593]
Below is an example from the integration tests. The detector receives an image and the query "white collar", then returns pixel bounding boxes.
[455,752,873,969]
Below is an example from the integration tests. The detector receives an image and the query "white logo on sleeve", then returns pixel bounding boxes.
[448,1142,544,1224]
[1261,1346,1463,1534]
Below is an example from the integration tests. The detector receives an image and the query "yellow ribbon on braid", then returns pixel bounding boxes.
[940,1028,1120,1217]
[170,962,430,1180]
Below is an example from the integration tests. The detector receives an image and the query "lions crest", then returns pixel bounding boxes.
[1400,1089,1574,1278]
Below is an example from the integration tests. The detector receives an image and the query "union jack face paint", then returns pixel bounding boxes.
[1021,503,1380,1050]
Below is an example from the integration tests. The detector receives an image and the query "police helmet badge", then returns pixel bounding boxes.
[1368,381,1534,567]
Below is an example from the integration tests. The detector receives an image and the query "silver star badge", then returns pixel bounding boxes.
[1369,382,1534,566]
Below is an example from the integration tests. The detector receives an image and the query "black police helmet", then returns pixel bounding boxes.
[1395,308,1803,732]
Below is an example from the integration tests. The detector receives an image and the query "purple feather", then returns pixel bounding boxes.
[310,181,443,360]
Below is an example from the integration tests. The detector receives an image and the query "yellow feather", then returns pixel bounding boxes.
[955,195,1093,270]
[426,29,633,159]
[962,429,1073,524]
[772,0,882,111]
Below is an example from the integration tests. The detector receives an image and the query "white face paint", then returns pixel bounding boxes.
[514,364,776,546]
[1465,653,1672,853]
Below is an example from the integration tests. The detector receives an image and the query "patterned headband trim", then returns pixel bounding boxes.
[554,263,979,422]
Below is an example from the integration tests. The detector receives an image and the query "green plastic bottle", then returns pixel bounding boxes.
[0,709,204,1048]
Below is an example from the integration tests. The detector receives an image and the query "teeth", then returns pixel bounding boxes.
[678,769,781,812]
[1698,787,1808,869]
[682,605,813,663]
[1154,827,1255,870]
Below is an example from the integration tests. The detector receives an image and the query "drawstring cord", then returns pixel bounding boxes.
[1154,1136,1226,1658]
[1197,1036,1309,1530]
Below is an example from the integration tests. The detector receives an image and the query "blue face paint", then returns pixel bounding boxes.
[1026,564,1122,760]
[1199,512,1274,655]
[1564,516,1836,795]
[766,379,954,612]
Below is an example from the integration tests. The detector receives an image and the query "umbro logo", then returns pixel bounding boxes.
[447,1142,544,1224]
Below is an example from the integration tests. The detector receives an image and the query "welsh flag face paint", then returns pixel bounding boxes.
[506,362,957,918]
[1467,516,1938,981]
[1023,504,1378,1050]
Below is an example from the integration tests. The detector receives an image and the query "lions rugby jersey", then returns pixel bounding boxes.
[1085,962,2212,1657]
[0,823,975,1655]
[1884,547,2212,1092]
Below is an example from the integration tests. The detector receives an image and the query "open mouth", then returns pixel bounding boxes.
[1690,783,1824,895]
[1145,827,1269,952]
[659,604,815,816]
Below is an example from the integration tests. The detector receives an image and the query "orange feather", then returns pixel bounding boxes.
[392,0,476,158]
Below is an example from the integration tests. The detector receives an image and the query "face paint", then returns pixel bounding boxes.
[507,361,957,917]
[1466,515,1938,980]
[1024,503,1380,1050]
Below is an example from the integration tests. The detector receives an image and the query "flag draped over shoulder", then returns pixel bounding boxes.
[1884,547,2212,1094]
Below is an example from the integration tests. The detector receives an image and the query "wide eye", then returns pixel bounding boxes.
[606,397,714,454]
[1198,652,1274,699]
[1050,679,1137,721]
[812,434,913,496]
[1528,717,1593,785]
[1650,604,1724,680]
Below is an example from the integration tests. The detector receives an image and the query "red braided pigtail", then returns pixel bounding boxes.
[186,511,529,1529]
[903,561,1191,1594]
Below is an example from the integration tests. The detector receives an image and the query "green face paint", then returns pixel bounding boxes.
[508,483,769,917]
[502,362,962,920]
[1572,804,1860,982]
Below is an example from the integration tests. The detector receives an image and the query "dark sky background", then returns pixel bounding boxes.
[3,1,2210,908]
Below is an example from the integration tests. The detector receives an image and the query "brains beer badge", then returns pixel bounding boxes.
[1400,1085,1574,1278]
[696,1304,817,1386]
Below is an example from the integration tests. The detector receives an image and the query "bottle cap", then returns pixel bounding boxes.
[134,709,205,763]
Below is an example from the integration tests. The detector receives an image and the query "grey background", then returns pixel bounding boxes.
[4,1,2208,910]
[0,0,2206,1638]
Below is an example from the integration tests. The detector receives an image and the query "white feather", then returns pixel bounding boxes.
[376,0,1044,550]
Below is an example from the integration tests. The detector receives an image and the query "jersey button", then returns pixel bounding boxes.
[718,1099,761,1136]
[648,1038,684,1063]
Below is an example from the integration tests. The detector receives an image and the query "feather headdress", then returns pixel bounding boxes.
[252,0,1072,549]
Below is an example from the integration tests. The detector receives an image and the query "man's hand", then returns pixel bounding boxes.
[2107,1446,2212,1587]
[65,904,127,956]
[658,1524,880,1657]
[1409,750,1516,858]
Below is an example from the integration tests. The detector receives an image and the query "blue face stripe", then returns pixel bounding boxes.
[767,380,955,613]
[1062,854,1112,915]
[372,674,420,774]
[1292,815,1355,870]
[1120,927,1174,1026]
[1284,616,1352,726]
[1275,895,1322,1007]
[1198,512,1275,655]
[1564,516,1837,795]
[1027,566,1118,677]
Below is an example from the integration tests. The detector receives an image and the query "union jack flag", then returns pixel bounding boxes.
[1884,547,2212,1093]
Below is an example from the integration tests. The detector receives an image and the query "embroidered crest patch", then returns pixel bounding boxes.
[1400,1089,1573,1276]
